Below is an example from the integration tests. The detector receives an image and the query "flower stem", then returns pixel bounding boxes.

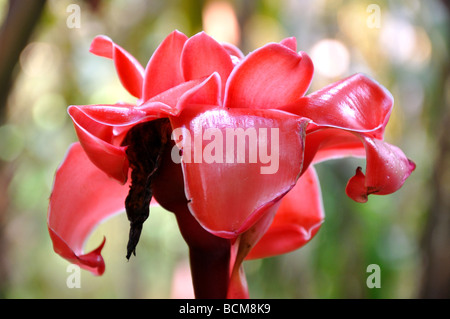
[189,243,230,299]
[150,139,232,298]
[174,204,231,299]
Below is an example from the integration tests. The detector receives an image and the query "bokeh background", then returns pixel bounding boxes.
[0,0,448,299]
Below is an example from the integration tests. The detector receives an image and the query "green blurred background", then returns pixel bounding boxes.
[0,0,448,299]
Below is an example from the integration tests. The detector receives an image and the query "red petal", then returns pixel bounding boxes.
[302,127,366,175]
[141,78,215,117]
[68,100,183,129]
[227,202,280,298]
[181,32,234,97]
[48,143,129,275]
[90,35,144,98]
[170,107,308,238]
[142,30,188,101]
[176,73,221,111]
[345,167,367,203]
[346,135,416,203]
[224,43,313,109]
[300,127,414,203]
[246,166,324,259]
[227,265,249,299]
[307,128,366,164]
[67,75,220,184]
[89,35,113,58]
[221,42,245,60]
[282,73,393,139]
[68,104,151,127]
[68,105,129,184]
[279,37,297,52]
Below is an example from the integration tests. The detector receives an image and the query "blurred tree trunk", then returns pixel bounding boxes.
[0,0,47,120]
[0,0,47,297]
[235,0,257,51]
[420,107,450,298]
[419,0,450,298]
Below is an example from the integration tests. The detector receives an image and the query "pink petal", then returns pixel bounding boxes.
[279,37,297,52]
[68,105,129,184]
[67,74,221,184]
[346,135,416,203]
[227,265,249,299]
[68,99,182,129]
[90,35,144,98]
[282,73,393,139]
[176,73,221,111]
[181,32,234,97]
[300,127,414,203]
[68,104,153,127]
[246,166,324,260]
[221,42,245,60]
[308,129,366,164]
[142,78,214,116]
[302,127,366,175]
[170,107,308,238]
[227,202,280,298]
[142,30,188,101]
[143,75,221,118]
[89,35,113,58]
[224,43,313,109]
[48,143,129,275]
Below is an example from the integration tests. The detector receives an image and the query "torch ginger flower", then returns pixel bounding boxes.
[47,30,415,298]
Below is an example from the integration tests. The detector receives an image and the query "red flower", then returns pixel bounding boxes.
[48,31,415,298]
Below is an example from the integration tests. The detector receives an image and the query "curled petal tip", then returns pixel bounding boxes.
[408,159,417,172]
[78,237,106,276]
[345,138,415,204]
[89,35,113,58]
[346,166,369,203]
[279,37,297,51]
[48,226,106,276]
[48,143,129,276]
[88,35,144,98]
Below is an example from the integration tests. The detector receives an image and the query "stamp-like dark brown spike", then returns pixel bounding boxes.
[122,119,170,260]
